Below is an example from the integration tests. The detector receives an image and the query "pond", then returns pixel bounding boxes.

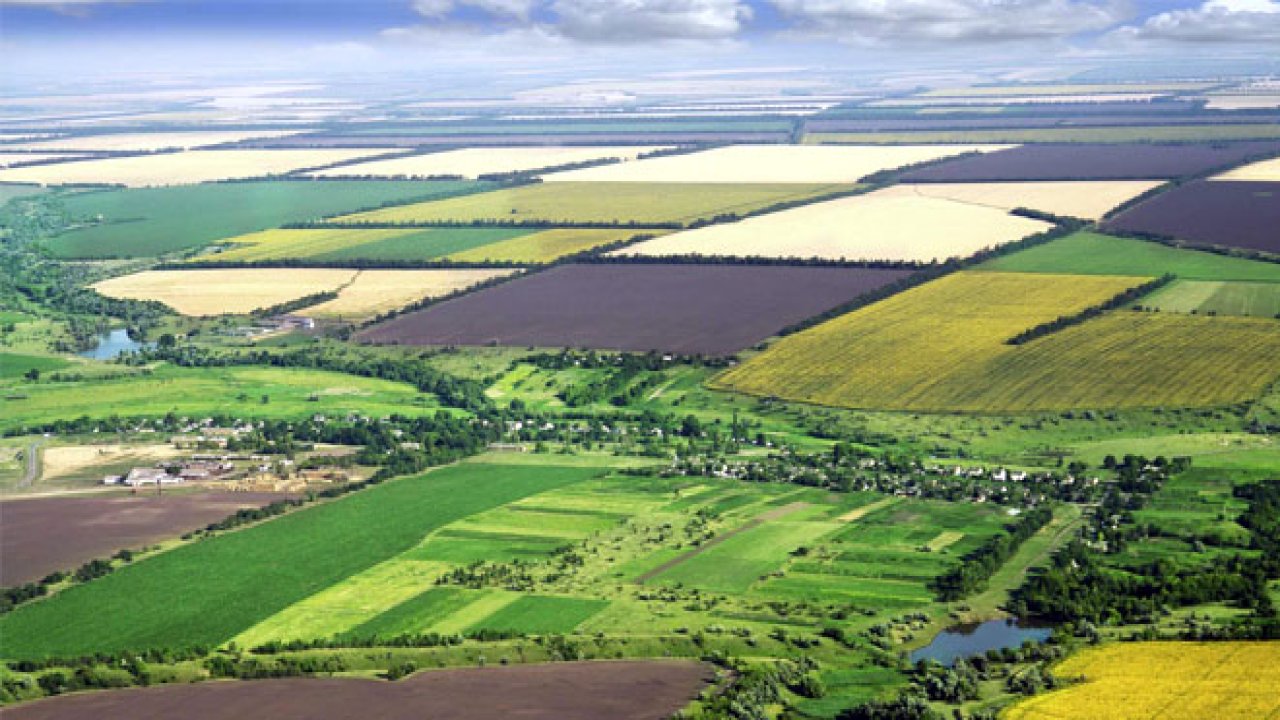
[910,618,1052,666]
[78,328,152,360]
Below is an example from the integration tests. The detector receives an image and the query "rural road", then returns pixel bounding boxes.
[18,440,43,489]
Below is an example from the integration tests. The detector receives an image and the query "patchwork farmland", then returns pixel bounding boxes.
[334,182,853,227]
[308,146,663,179]
[0,149,396,187]
[896,141,1280,180]
[542,144,1013,183]
[357,264,914,355]
[611,187,1052,261]
[93,268,514,317]
[1103,180,1280,255]
[3,130,302,152]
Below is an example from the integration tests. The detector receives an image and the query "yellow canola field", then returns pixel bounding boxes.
[197,228,416,264]
[1211,157,1280,181]
[612,188,1053,261]
[1005,642,1280,720]
[309,146,663,179]
[543,144,1014,183]
[444,228,658,264]
[881,181,1164,221]
[0,149,390,187]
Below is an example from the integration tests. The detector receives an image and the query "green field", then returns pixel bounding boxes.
[0,365,441,431]
[336,182,854,227]
[468,594,609,634]
[0,462,598,657]
[0,352,71,379]
[198,226,533,264]
[977,232,1280,282]
[805,124,1280,144]
[0,184,44,206]
[44,180,490,258]
[1141,280,1280,318]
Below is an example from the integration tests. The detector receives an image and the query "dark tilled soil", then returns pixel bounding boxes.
[358,263,914,356]
[6,661,715,720]
[1103,180,1280,255]
[0,492,291,585]
[898,142,1280,181]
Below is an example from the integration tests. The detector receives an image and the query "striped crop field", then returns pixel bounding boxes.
[712,272,1280,413]
[1005,642,1280,720]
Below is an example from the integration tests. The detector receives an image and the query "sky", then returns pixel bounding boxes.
[1,1,1278,85]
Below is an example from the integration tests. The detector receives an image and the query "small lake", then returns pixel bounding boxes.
[79,329,152,360]
[910,619,1052,666]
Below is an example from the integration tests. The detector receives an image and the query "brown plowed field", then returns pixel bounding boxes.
[0,492,291,585]
[1103,180,1280,255]
[7,660,714,720]
[358,264,914,356]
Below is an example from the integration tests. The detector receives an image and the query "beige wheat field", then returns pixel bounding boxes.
[1211,157,1280,181]
[611,187,1053,261]
[5,130,302,152]
[0,149,391,187]
[303,269,516,319]
[309,146,664,179]
[543,144,1015,183]
[882,181,1164,220]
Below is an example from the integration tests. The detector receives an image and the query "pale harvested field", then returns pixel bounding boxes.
[0,149,391,187]
[41,444,185,481]
[1203,94,1280,110]
[0,153,89,167]
[870,94,1166,106]
[93,269,358,315]
[5,130,302,152]
[309,146,664,179]
[611,188,1053,261]
[920,82,1214,97]
[303,269,516,319]
[882,181,1164,220]
[1211,157,1280,181]
[543,144,1014,183]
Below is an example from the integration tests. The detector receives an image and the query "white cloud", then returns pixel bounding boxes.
[769,0,1129,44]
[552,0,752,42]
[411,0,540,21]
[1113,0,1280,42]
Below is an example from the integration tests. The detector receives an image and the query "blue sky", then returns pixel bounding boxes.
[2,1,1277,81]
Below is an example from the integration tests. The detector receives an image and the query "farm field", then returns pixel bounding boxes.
[0,462,597,658]
[4,130,302,152]
[195,227,641,264]
[1004,642,1280,720]
[1211,156,1280,181]
[4,661,713,720]
[0,153,90,167]
[44,180,485,258]
[610,187,1052,261]
[897,141,1280,181]
[883,181,1162,221]
[0,365,441,432]
[1103,180,1280,255]
[92,268,513,317]
[918,82,1217,97]
[0,352,71,379]
[358,264,914,355]
[976,231,1280,281]
[302,268,516,319]
[711,269,1280,412]
[804,125,1280,144]
[541,144,1013,183]
[1140,280,1280,318]
[309,146,662,179]
[0,149,394,187]
[334,182,852,227]
[0,492,293,585]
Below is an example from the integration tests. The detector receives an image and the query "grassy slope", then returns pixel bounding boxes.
[45,181,490,258]
[975,231,1280,282]
[0,462,598,658]
[0,352,71,379]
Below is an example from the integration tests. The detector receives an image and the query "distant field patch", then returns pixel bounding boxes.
[468,595,609,634]
[0,149,393,187]
[1211,156,1280,181]
[897,142,1280,181]
[711,272,1149,413]
[358,264,914,355]
[93,268,512,317]
[5,130,301,152]
[542,144,1012,183]
[886,181,1162,221]
[919,82,1215,98]
[0,153,91,167]
[309,146,661,179]
[805,125,1280,145]
[976,231,1280,282]
[1103,180,1280,256]
[335,182,851,227]
[1141,280,1280,318]
[612,187,1052,261]
[0,352,70,379]
[1005,642,1280,720]
[45,180,484,258]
